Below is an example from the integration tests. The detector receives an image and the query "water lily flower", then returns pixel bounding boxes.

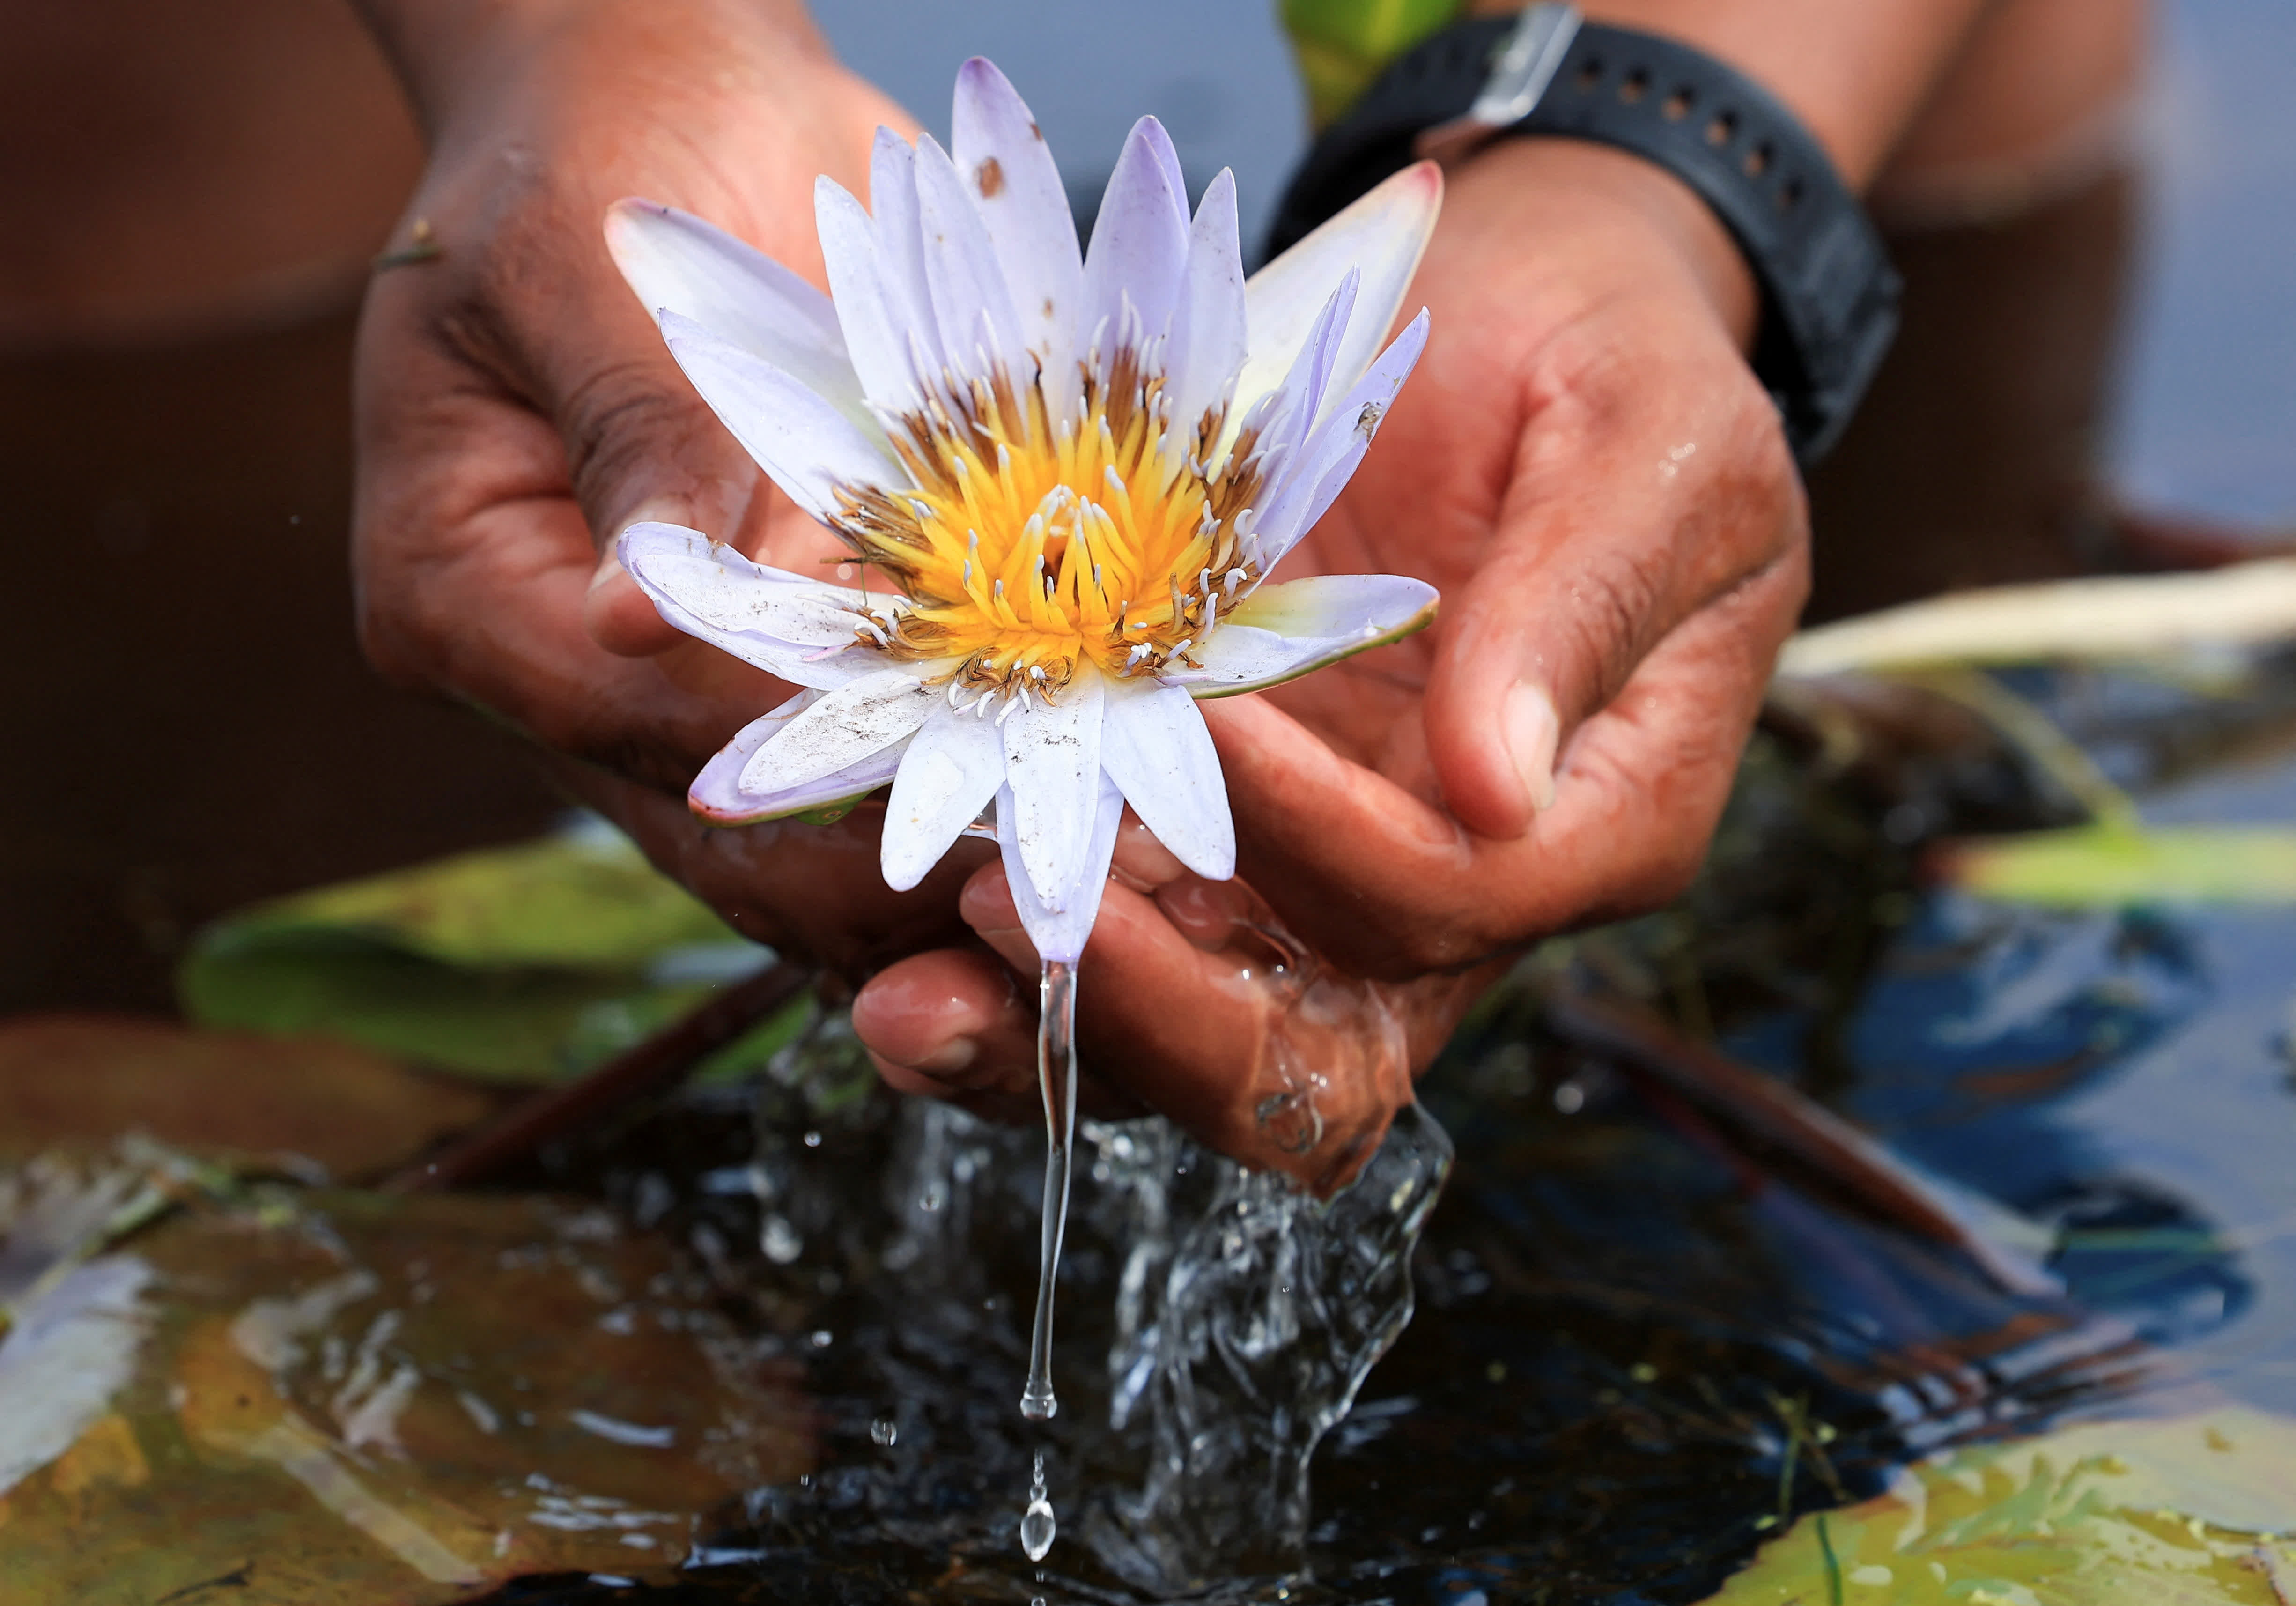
[607,58,1440,964]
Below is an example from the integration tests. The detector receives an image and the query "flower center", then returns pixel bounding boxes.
[833,348,1265,700]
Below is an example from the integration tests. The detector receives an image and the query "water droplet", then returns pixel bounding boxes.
[1018,1451,1056,1560]
[870,1416,898,1447]
[758,1214,802,1264]
[802,1129,822,1148]
[807,1328,833,1349]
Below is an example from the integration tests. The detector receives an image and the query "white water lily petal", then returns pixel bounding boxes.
[1254,309,1431,569]
[659,312,899,525]
[913,133,1028,388]
[1237,162,1441,427]
[880,705,1008,891]
[605,200,865,421]
[738,666,938,793]
[1002,668,1107,908]
[815,178,920,413]
[690,692,908,824]
[1163,168,1248,447]
[868,129,948,379]
[1099,681,1234,880]
[1226,267,1356,483]
[951,57,1082,419]
[619,523,883,688]
[1172,573,1438,696]
[1082,117,1190,357]
[999,777,1125,965]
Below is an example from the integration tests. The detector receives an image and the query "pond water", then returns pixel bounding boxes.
[5,2,2296,1603]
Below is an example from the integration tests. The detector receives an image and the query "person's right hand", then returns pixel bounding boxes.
[350,0,989,972]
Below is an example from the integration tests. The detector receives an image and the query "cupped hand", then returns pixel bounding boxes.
[350,0,978,970]
[855,139,1809,1184]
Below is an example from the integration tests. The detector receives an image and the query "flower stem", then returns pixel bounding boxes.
[1019,957,1078,1420]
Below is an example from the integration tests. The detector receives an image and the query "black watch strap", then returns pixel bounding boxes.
[1268,10,1902,466]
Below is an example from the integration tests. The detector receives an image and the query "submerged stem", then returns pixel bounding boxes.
[1019,958,1078,1421]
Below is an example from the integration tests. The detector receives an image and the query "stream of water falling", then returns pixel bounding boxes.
[1021,959,1078,1422]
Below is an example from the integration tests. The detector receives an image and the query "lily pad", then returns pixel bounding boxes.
[0,1016,497,1179]
[177,820,800,1084]
[0,1155,815,1605]
[1935,826,2296,906]
[1702,1408,2296,1605]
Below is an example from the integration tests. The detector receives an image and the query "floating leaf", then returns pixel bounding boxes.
[1936,826,2296,906]
[178,821,798,1084]
[0,1017,496,1178]
[0,1164,815,1605]
[1703,1408,2296,1604]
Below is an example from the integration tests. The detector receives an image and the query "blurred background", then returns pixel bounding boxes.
[2,0,2291,1018]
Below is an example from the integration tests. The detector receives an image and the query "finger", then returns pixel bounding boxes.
[356,244,835,777]
[955,859,1427,1192]
[852,947,1044,1125]
[1205,544,1807,976]
[1417,317,1802,840]
[558,756,988,973]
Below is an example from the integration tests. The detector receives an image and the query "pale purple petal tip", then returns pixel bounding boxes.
[689,700,906,824]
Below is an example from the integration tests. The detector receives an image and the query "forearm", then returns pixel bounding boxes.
[1469,0,1991,187]
[347,0,834,138]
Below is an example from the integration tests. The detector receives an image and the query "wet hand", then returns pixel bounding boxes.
[855,815,1498,1193]
[1218,138,1809,978]
[350,0,966,969]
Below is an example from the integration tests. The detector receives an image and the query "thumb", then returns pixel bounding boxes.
[550,205,775,657]
[1424,396,1798,841]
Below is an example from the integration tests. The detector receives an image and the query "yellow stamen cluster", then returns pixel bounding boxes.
[834,346,1265,700]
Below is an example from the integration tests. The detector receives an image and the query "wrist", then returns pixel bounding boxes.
[1447,136,1760,350]
[352,0,831,145]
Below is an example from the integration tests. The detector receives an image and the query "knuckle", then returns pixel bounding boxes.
[560,366,712,519]
[1558,541,1674,706]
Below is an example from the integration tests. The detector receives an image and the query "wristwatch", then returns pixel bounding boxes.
[1267,4,1902,466]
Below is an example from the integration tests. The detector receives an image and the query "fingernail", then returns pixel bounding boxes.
[588,549,628,594]
[620,495,693,534]
[1502,682,1560,816]
[908,1036,979,1078]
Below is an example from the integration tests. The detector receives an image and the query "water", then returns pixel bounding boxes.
[16,653,2296,1601]
[1020,1451,1056,1561]
[1021,960,1080,1422]
[403,645,2296,1603]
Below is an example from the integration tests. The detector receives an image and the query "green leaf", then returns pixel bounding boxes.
[1703,1409,2296,1605]
[213,822,737,970]
[1937,826,2296,906]
[177,822,797,1084]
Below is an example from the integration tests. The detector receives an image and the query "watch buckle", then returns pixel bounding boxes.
[1415,3,1583,168]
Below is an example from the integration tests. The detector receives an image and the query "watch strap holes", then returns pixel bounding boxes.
[1575,58,1605,91]
[1619,67,1651,103]
[1778,177,1805,212]
[1743,141,1774,178]
[1661,87,1694,120]
[1704,110,1739,148]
